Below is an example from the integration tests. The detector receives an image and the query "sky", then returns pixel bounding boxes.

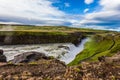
[0,0,120,31]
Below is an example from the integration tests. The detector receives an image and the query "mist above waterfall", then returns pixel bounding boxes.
[0,25,14,44]
[0,25,14,31]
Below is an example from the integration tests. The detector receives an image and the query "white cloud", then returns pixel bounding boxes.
[64,3,70,7]
[0,21,21,25]
[0,0,65,25]
[83,26,120,32]
[84,8,89,13]
[108,27,120,32]
[0,0,120,31]
[72,0,120,31]
[85,0,94,4]
[100,0,120,10]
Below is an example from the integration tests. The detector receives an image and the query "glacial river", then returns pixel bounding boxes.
[0,38,89,64]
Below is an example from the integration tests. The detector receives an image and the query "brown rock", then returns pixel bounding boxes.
[0,49,3,55]
[0,50,7,62]
[11,51,50,63]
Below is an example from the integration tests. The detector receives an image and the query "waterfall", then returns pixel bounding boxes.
[0,38,89,63]
[59,38,89,64]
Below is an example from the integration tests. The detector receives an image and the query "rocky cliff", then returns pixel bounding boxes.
[0,31,84,45]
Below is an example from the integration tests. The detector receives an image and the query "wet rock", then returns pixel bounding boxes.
[0,55,7,62]
[0,49,7,62]
[11,51,49,63]
[98,56,105,62]
[104,53,120,63]
[0,50,3,55]
[58,45,70,50]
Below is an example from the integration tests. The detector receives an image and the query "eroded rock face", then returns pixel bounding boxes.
[58,45,70,50]
[98,53,120,64]
[0,59,68,80]
[0,50,7,62]
[0,50,3,55]
[11,51,50,63]
[0,60,119,80]
[0,32,84,45]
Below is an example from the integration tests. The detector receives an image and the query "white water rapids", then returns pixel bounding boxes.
[60,38,89,64]
[0,38,89,64]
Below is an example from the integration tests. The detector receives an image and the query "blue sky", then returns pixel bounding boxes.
[0,0,120,31]
[53,0,98,14]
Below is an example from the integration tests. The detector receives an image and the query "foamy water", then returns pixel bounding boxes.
[60,38,89,64]
[0,38,89,64]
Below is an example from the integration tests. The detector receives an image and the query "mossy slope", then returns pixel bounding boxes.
[69,33,120,66]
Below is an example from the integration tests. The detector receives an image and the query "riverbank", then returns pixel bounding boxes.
[69,33,120,65]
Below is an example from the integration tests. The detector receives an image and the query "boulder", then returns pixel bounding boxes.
[98,56,105,62]
[11,51,49,63]
[0,50,3,55]
[0,49,7,62]
[58,45,70,50]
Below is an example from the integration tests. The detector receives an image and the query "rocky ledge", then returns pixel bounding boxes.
[0,50,7,62]
[0,50,119,80]
[10,51,51,64]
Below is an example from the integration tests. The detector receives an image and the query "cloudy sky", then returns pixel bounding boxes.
[0,0,120,31]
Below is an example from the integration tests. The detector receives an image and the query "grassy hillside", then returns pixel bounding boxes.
[0,25,111,33]
[0,25,112,45]
[69,33,120,66]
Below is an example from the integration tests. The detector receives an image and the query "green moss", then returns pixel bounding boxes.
[29,62,38,65]
[74,67,81,72]
[68,34,117,66]
[49,56,55,59]
[0,25,112,34]
[0,31,68,36]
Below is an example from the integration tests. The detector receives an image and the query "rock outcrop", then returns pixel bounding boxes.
[0,59,68,80]
[11,51,50,63]
[58,45,70,50]
[0,60,119,80]
[98,52,120,64]
[0,50,7,62]
[0,31,84,45]
[105,52,120,64]
[0,50,120,80]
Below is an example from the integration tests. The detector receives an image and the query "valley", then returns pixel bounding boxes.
[0,25,119,80]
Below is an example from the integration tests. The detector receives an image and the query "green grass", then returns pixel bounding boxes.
[0,31,69,36]
[91,35,120,60]
[0,25,112,33]
[68,34,120,66]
